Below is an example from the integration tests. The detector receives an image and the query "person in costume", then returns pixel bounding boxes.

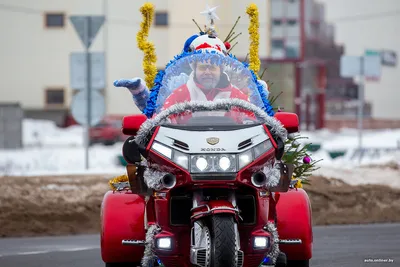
[160,34,251,111]
[113,33,270,113]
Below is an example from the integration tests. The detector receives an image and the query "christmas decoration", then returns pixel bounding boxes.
[137,2,158,89]
[283,134,322,188]
[246,4,261,77]
[111,2,320,191]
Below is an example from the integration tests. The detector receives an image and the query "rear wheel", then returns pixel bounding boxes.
[287,260,309,267]
[209,214,237,267]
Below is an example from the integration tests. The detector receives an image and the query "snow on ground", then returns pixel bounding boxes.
[23,119,83,147]
[1,119,400,188]
[300,128,400,151]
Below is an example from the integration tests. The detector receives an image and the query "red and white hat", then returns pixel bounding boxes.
[188,34,228,55]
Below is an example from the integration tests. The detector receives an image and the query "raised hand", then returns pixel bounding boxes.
[114,77,150,112]
[113,78,143,91]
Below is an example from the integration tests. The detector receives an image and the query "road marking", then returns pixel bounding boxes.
[0,246,99,257]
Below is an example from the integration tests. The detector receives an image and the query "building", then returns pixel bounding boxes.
[263,0,355,130]
[318,0,400,124]
[0,0,270,126]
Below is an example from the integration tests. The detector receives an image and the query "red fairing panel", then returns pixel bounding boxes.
[101,191,146,263]
[276,188,313,260]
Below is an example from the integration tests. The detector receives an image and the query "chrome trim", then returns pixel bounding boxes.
[279,239,303,244]
[121,239,146,246]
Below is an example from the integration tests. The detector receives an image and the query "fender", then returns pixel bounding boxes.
[101,191,146,263]
[191,200,238,221]
[276,188,313,261]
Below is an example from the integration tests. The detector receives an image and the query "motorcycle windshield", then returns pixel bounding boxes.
[153,52,267,126]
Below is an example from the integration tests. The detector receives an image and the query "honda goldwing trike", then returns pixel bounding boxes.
[101,54,312,267]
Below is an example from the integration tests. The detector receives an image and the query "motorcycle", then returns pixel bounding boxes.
[101,53,312,267]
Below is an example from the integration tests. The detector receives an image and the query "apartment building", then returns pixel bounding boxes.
[0,0,270,125]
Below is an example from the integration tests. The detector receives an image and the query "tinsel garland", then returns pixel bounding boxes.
[143,165,170,190]
[290,176,303,189]
[246,4,261,77]
[266,221,281,264]
[135,98,287,146]
[137,3,158,89]
[261,162,281,188]
[141,224,161,267]
[108,174,129,191]
[142,51,275,118]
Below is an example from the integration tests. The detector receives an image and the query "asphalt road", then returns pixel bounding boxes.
[0,223,398,267]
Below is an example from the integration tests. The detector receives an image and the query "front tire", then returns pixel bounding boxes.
[209,214,237,267]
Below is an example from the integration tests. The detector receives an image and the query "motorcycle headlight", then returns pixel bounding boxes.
[190,154,237,173]
[151,139,273,173]
[215,154,236,172]
[238,140,273,169]
[152,142,172,159]
[191,155,213,173]
[173,149,189,169]
[238,149,253,169]
[151,142,189,169]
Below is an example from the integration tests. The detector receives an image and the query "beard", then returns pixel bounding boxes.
[197,75,220,90]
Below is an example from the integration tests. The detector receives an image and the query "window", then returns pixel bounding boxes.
[45,88,65,106]
[272,19,282,26]
[272,39,284,49]
[45,13,65,28]
[155,12,168,26]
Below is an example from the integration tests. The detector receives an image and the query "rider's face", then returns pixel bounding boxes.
[195,62,221,90]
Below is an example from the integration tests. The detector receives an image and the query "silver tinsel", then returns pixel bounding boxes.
[135,99,287,145]
[143,167,168,190]
[141,224,161,267]
[261,161,281,189]
[266,221,280,264]
[142,162,172,190]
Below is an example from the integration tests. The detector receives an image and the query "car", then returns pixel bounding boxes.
[89,116,128,146]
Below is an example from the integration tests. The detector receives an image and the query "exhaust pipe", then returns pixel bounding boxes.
[161,173,176,189]
[251,172,267,187]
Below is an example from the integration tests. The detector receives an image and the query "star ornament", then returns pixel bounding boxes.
[200,5,220,24]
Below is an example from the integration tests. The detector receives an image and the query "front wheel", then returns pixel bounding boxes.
[209,214,237,267]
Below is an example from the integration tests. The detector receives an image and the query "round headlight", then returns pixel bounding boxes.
[196,157,208,171]
[219,156,231,171]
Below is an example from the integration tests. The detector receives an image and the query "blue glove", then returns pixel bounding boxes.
[113,78,150,112]
[113,78,142,90]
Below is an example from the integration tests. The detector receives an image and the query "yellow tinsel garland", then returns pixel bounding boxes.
[291,176,303,189]
[246,4,261,78]
[137,3,158,89]
[108,174,129,191]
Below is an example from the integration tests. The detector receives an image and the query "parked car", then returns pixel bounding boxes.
[90,116,128,146]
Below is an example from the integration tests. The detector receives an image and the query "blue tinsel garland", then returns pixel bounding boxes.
[142,51,275,118]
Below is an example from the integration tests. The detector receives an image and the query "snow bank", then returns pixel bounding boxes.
[1,119,400,188]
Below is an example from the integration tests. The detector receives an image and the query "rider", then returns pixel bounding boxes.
[114,33,270,113]
[161,34,249,111]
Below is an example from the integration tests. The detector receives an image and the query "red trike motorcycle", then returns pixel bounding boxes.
[100,54,312,267]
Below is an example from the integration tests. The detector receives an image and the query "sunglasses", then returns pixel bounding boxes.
[197,64,219,71]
